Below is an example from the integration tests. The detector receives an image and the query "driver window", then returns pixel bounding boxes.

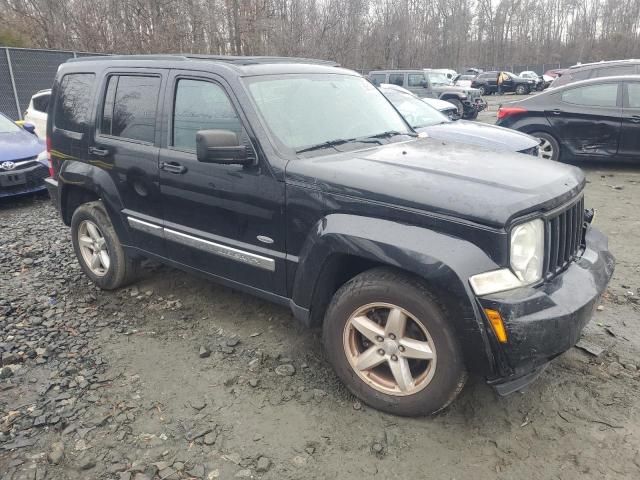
[388,74,405,87]
[173,79,242,151]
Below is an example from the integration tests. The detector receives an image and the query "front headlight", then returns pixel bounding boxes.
[510,219,544,284]
[469,218,544,296]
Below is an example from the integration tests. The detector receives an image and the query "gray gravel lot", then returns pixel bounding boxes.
[1,128,639,479]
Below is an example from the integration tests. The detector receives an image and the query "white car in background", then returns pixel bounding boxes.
[23,89,50,138]
[380,83,459,119]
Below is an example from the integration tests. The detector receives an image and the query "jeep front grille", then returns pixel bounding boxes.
[544,196,585,277]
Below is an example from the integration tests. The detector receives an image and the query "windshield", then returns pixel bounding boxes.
[382,90,449,128]
[244,74,411,153]
[425,72,451,86]
[0,114,21,134]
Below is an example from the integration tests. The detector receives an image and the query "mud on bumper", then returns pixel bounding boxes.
[478,226,614,393]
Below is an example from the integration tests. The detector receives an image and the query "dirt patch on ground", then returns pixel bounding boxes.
[1,164,639,480]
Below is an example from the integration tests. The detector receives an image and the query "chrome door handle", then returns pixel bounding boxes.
[160,161,187,174]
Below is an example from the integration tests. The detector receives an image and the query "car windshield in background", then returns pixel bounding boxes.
[384,91,449,129]
[0,114,21,134]
[245,74,412,154]
[425,72,451,85]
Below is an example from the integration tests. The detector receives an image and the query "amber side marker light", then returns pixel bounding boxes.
[485,308,508,343]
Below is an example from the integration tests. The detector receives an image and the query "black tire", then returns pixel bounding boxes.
[463,109,479,120]
[515,84,529,95]
[531,131,561,161]
[322,267,467,416]
[71,201,139,290]
[477,85,487,96]
[447,98,464,119]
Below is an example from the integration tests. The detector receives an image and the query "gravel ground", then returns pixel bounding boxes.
[1,141,640,479]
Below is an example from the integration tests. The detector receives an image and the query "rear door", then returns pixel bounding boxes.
[546,82,622,159]
[91,70,166,255]
[619,81,640,160]
[388,72,406,88]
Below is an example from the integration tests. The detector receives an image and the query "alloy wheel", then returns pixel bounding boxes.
[342,302,437,396]
[537,137,555,160]
[77,220,111,276]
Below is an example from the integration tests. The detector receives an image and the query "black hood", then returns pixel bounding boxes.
[286,137,584,228]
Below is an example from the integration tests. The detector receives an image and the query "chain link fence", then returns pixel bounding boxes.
[0,47,107,120]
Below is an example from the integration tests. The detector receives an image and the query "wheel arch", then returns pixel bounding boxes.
[58,160,131,244]
[291,214,498,375]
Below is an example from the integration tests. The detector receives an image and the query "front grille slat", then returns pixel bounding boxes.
[543,196,585,278]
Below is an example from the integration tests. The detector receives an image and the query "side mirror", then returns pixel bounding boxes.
[196,129,250,165]
[22,122,37,135]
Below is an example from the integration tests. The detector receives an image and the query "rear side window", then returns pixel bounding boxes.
[407,74,425,87]
[32,94,50,113]
[561,83,618,107]
[369,74,386,86]
[100,75,161,143]
[173,79,242,151]
[627,83,640,108]
[54,73,95,133]
[388,74,405,86]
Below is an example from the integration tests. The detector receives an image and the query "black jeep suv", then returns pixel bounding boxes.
[45,55,614,416]
[472,71,536,95]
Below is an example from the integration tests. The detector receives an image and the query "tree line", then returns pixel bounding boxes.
[2,0,640,71]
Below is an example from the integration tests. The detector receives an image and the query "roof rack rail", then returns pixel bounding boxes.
[66,54,339,66]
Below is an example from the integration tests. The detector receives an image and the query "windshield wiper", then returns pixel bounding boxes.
[365,130,417,140]
[295,138,356,154]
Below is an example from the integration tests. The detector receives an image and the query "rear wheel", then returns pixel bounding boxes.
[515,84,529,95]
[322,268,466,416]
[477,85,487,96]
[532,131,561,161]
[71,201,139,290]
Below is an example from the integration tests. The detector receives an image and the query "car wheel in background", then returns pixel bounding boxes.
[464,110,478,120]
[322,267,467,416]
[515,84,529,95]
[478,85,487,96]
[532,131,560,161]
[71,201,140,290]
[447,98,465,119]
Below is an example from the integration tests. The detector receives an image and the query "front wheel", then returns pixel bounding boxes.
[322,268,466,416]
[71,201,140,290]
[447,98,464,119]
[463,109,479,120]
[532,131,561,161]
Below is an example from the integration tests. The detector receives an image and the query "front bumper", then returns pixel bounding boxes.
[478,225,614,392]
[0,163,49,198]
[463,97,487,113]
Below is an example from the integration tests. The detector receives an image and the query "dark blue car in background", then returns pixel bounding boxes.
[0,113,49,198]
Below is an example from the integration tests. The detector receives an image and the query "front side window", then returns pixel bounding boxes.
[407,74,426,87]
[54,73,95,133]
[173,79,242,151]
[388,74,405,86]
[100,75,160,143]
[561,83,618,107]
[245,74,411,152]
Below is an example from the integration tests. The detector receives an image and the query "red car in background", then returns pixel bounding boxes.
[544,68,566,78]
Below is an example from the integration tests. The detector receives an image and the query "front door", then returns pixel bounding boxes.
[619,81,640,160]
[158,71,286,296]
[546,82,622,159]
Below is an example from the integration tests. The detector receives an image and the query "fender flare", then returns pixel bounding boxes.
[291,214,499,374]
[58,160,132,244]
